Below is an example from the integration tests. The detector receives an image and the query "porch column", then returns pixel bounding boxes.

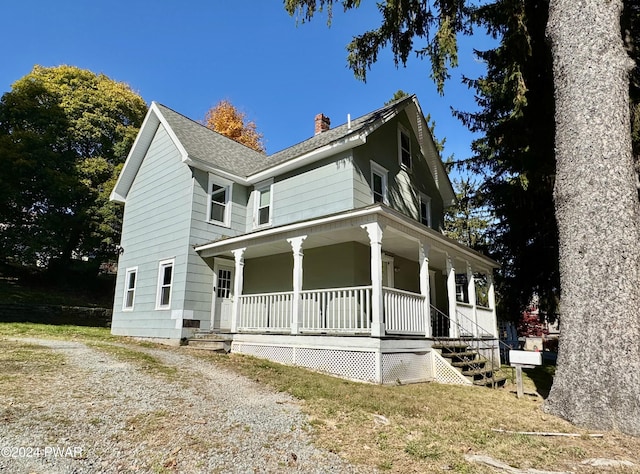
[467,263,478,337]
[487,271,498,337]
[287,236,307,335]
[446,255,459,338]
[361,222,385,338]
[230,247,246,333]
[418,240,431,338]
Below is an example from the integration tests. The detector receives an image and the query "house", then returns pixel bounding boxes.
[110,95,500,385]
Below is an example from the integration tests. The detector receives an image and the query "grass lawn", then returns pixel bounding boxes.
[1,322,639,473]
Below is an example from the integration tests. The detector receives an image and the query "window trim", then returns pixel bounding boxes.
[398,124,412,169]
[207,174,233,227]
[156,258,175,310]
[122,266,138,311]
[370,161,389,205]
[253,179,274,228]
[419,193,432,228]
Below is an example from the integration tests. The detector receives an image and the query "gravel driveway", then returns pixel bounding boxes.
[0,338,374,473]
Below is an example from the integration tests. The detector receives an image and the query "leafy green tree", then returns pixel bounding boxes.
[285,0,640,435]
[0,65,147,267]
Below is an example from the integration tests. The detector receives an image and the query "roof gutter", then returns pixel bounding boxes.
[181,133,366,186]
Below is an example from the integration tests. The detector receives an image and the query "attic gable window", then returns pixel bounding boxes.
[398,124,412,169]
[208,175,232,226]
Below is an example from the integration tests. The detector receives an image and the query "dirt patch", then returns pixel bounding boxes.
[0,338,373,473]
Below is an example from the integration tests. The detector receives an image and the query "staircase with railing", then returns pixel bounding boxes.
[430,305,508,388]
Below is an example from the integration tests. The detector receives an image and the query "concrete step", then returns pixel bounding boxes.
[432,342,469,351]
[187,337,232,353]
[191,329,231,339]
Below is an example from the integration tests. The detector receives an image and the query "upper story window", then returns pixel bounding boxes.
[208,175,232,226]
[123,267,137,311]
[156,259,174,309]
[254,180,273,228]
[398,124,412,169]
[370,161,389,205]
[419,193,432,228]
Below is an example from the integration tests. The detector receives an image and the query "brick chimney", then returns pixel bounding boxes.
[314,113,331,135]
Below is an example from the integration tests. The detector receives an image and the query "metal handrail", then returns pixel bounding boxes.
[453,307,516,362]
[430,304,508,387]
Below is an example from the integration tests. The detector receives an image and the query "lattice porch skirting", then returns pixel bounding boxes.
[232,337,469,385]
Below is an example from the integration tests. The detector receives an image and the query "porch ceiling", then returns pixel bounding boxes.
[202,226,449,269]
[208,226,372,260]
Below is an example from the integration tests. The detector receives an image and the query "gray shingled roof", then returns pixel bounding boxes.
[264,94,415,169]
[155,104,267,177]
[155,95,415,179]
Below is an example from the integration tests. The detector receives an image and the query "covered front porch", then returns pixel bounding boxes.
[196,205,498,339]
[195,205,499,384]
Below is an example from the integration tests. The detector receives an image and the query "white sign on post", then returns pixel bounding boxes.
[510,350,542,367]
[509,350,543,399]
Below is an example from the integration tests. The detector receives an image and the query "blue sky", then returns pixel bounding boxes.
[1,1,494,161]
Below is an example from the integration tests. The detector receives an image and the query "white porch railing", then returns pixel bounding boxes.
[235,287,496,338]
[238,291,293,331]
[383,287,425,334]
[300,286,372,333]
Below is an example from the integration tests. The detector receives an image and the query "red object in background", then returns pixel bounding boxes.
[517,307,550,338]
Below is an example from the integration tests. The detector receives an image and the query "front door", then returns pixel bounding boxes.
[382,254,394,288]
[212,261,234,331]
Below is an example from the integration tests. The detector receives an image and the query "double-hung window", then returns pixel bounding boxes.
[208,175,232,226]
[254,181,273,227]
[156,259,174,309]
[370,161,388,205]
[419,193,432,227]
[398,124,412,169]
[123,267,137,310]
[455,273,469,303]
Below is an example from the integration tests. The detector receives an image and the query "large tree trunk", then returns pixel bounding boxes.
[544,0,640,436]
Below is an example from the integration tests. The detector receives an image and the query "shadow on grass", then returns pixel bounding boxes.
[523,361,556,398]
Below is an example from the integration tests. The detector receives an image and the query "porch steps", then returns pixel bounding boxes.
[433,341,507,388]
[444,350,479,359]
[186,331,233,353]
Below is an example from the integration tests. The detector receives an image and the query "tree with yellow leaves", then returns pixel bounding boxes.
[204,100,265,153]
